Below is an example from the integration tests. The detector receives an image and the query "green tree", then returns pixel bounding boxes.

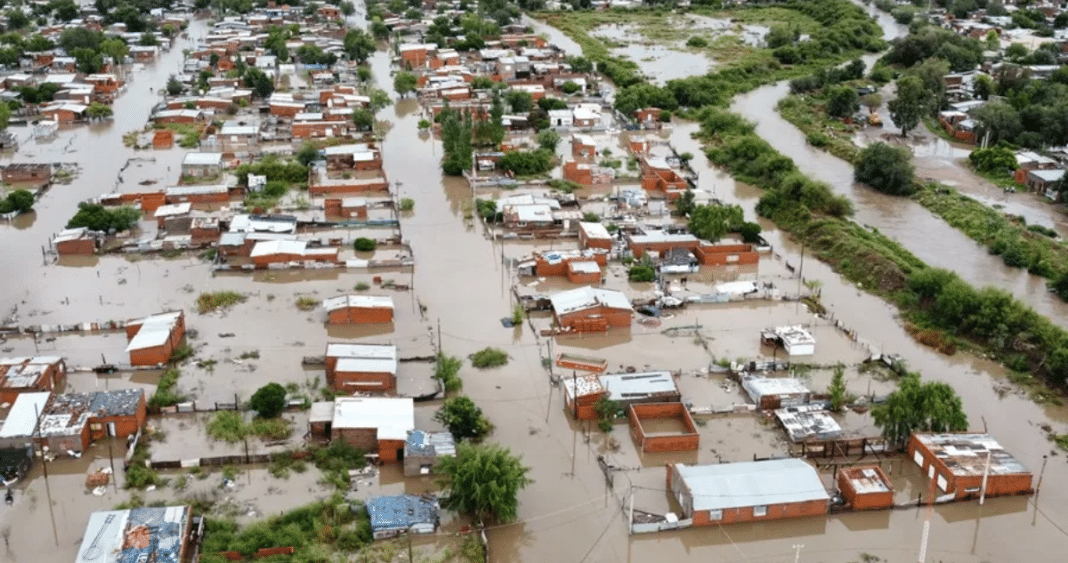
[765,24,797,49]
[26,34,54,52]
[340,1,355,16]
[688,203,743,242]
[871,372,968,448]
[353,237,376,251]
[1005,42,1028,59]
[352,108,374,131]
[560,80,580,95]
[166,75,184,96]
[826,85,859,118]
[536,129,560,151]
[86,102,113,119]
[243,68,274,98]
[6,11,29,30]
[72,48,104,74]
[0,102,9,130]
[676,189,696,216]
[249,382,287,418]
[67,203,141,232]
[828,366,847,412]
[592,396,620,432]
[393,71,417,97]
[888,75,929,137]
[0,189,34,213]
[53,0,79,21]
[59,27,103,52]
[973,99,1022,145]
[434,396,490,441]
[295,143,320,167]
[972,73,992,100]
[139,33,160,47]
[855,142,915,196]
[504,89,533,113]
[100,38,129,74]
[343,29,375,64]
[436,443,531,523]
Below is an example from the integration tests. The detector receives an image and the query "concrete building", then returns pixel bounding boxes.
[741,376,812,410]
[331,397,414,462]
[403,430,456,477]
[75,506,192,563]
[908,433,1033,501]
[837,466,894,511]
[125,310,186,366]
[323,294,395,325]
[578,221,613,250]
[181,152,223,177]
[549,286,632,332]
[52,227,99,256]
[366,494,438,539]
[667,459,829,526]
[0,356,66,403]
[771,325,816,356]
[324,343,398,393]
[626,231,700,258]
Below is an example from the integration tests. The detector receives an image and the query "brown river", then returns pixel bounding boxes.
[1,4,1067,563]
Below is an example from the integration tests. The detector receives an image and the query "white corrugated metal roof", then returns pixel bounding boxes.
[335,358,397,374]
[0,392,50,438]
[126,311,181,352]
[550,286,631,315]
[676,459,829,512]
[322,294,394,311]
[250,240,307,257]
[326,343,396,360]
[153,202,192,217]
[182,152,222,166]
[332,397,414,440]
[579,221,611,240]
[599,371,676,401]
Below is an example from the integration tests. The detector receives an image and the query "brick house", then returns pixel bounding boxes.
[640,157,688,200]
[634,107,661,128]
[562,161,612,188]
[0,356,66,404]
[563,371,680,420]
[331,397,414,462]
[37,389,147,454]
[837,466,894,511]
[292,120,351,139]
[323,294,394,325]
[549,286,632,332]
[152,109,205,124]
[667,459,829,526]
[567,260,601,284]
[52,228,99,256]
[695,243,760,266]
[325,343,398,393]
[181,152,222,177]
[399,43,435,68]
[324,197,368,219]
[908,433,1033,501]
[165,184,232,205]
[628,403,699,453]
[571,134,597,159]
[0,392,50,450]
[125,310,186,366]
[3,163,52,184]
[40,103,87,122]
[152,129,175,149]
[578,221,613,250]
[627,231,700,258]
[324,144,382,171]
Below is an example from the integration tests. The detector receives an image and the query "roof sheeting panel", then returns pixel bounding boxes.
[676,459,829,512]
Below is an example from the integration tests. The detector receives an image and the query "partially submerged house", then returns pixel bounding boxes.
[125,310,186,366]
[331,397,414,462]
[628,403,699,453]
[908,433,1033,501]
[837,466,894,511]
[38,389,146,454]
[403,430,455,477]
[761,325,816,356]
[775,404,842,443]
[324,343,398,393]
[741,376,812,410]
[323,295,395,325]
[365,494,439,539]
[667,459,829,525]
[75,506,193,563]
[562,371,680,420]
[0,356,66,403]
[0,392,50,450]
[549,286,632,332]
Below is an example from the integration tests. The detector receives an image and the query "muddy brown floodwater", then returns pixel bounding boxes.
[4,5,1068,563]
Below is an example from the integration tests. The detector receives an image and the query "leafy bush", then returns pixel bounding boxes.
[294,296,318,311]
[435,353,463,393]
[592,396,620,432]
[398,197,415,211]
[686,36,708,48]
[148,368,184,409]
[0,189,34,214]
[498,149,554,175]
[628,264,655,282]
[470,347,508,368]
[234,155,307,185]
[968,146,1018,174]
[855,143,915,196]
[249,382,287,418]
[353,237,376,251]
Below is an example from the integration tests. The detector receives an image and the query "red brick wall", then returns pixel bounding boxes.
[56,238,95,256]
[270,105,302,117]
[557,306,631,329]
[908,435,1033,500]
[578,229,613,251]
[627,403,699,453]
[379,438,404,462]
[567,269,601,284]
[129,344,173,366]
[334,370,396,393]
[166,192,230,204]
[335,427,376,451]
[309,179,389,195]
[565,391,604,421]
[327,306,394,324]
[693,498,827,526]
[695,244,760,266]
[628,239,700,258]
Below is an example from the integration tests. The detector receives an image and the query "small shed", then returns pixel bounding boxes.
[309,401,334,440]
[181,152,223,177]
[365,495,439,539]
[323,294,395,325]
[774,405,842,442]
[741,376,812,410]
[403,430,455,477]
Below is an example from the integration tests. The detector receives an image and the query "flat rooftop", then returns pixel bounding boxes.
[915,433,1031,477]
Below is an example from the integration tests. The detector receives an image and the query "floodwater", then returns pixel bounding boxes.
[3,6,1068,563]
[590,24,712,85]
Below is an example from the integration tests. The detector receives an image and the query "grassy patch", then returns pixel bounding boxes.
[148,367,185,409]
[777,94,861,162]
[470,347,509,369]
[435,353,463,393]
[311,442,367,490]
[196,291,247,314]
[206,411,293,443]
[294,296,319,311]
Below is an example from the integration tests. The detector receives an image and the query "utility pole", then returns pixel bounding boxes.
[979,449,992,506]
[628,486,635,535]
[793,544,804,563]
[547,337,554,379]
[34,403,59,547]
[918,475,935,563]
[107,437,118,493]
[572,370,578,420]
[796,242,805,299]
[1035,455,1049,495]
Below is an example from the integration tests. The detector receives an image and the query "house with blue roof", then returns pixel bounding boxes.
[365,494,439,539]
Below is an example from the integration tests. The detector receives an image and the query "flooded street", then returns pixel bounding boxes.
[3,4,1068,563]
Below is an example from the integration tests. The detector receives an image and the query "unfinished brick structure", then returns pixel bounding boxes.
[628,403,699,453]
